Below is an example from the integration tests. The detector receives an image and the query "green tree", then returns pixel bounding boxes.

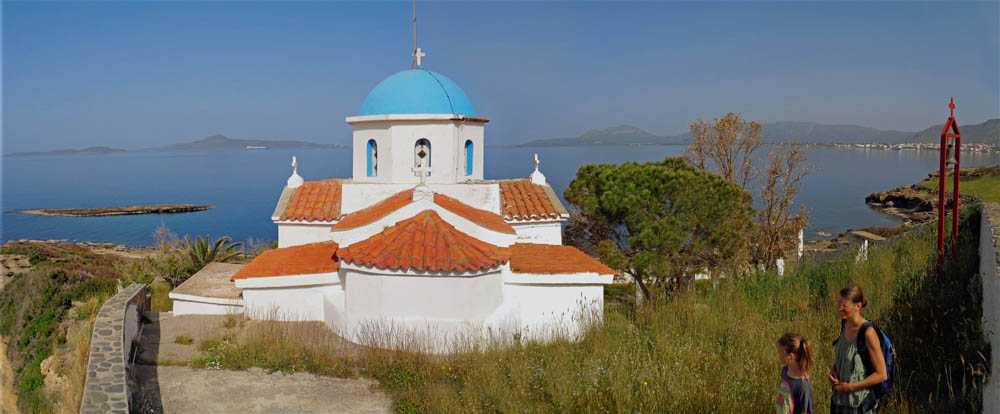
[564,157,753,299]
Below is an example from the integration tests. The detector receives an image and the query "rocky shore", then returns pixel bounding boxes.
[866,183,980,225]
[14,204,213,217]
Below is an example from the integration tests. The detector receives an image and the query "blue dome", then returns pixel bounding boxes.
[358,69,477,116]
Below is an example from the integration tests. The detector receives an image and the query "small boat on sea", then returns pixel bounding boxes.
[245,146,268,150]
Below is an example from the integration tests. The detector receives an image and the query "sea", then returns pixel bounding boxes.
[2,146,998,246]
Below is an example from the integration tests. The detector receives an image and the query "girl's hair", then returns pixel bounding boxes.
[778,333,814,376]
[839,284,869,308]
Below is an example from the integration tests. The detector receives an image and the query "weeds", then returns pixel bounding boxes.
[191,206,989,413]
[174,335,193,345]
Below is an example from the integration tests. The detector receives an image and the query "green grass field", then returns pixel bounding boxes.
[194,207,989,413]
[920,166,1000,203]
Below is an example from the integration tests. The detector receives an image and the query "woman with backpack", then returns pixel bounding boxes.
[828,284,888,414]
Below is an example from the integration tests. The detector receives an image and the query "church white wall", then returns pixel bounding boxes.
[276,222,335,248]
[499,281,605,340]
[342,267,502,345]
[168,293,243,316]
[237,273,345,329]
[349,118,485,184]
[510,220,564,245]
[340,182,501,215]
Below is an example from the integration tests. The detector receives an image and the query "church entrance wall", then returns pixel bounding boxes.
[243,283,343,324]
[343,269,503,347]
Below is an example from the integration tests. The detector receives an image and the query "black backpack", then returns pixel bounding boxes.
[834,320,897,402]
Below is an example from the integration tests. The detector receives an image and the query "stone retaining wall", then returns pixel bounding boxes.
[981,203,999,414]
[79,283,148,414]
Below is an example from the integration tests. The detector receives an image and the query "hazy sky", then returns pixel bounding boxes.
[3,1,998,152]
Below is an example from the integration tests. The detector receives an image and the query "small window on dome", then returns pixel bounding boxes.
[464,140,474,176]
[414,139,431,177]
[366,139,377,177]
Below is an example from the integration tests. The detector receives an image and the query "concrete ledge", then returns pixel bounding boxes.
[980,202,999,414]
[79,283,148,414]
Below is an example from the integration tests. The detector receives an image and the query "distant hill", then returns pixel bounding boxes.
[146,134,343,151]
[909,119,1000,145]
[517,119,1000,147]
[5,146,127,158]
[760,122,914,143]
[518,125,685,147]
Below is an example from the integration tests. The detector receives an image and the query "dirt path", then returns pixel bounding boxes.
[133,313,390,413]
[133,366,390,414]
[0,338,18,414]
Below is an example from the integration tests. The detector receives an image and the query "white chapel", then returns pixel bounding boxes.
[170,51,615,351]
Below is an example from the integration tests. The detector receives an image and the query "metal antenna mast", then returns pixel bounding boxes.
[411,0,417,68]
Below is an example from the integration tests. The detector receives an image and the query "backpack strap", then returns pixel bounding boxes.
[833,319,846,346]
[856,321,876,378]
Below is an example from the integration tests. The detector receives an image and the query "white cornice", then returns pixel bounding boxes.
[345,114,490,124]
[340,262,502,277]
[167,292,244,306]
[234,272,341,289]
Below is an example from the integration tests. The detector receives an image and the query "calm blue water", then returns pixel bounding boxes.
[2,147,997,246]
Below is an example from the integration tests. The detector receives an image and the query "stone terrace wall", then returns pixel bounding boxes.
[79,283,148,414]
[981,203,999,414]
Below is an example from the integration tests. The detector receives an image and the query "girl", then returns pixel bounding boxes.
[776,333,815,414]
[828,284,887,414]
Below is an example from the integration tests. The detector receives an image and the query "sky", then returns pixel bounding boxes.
[3,1,998,153]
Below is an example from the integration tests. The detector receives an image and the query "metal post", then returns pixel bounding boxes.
[952,134,960,261]
[938,125,947,268]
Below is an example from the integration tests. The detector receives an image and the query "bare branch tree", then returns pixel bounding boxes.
[686,112,810,271]
[751,145,811,268]
[686,112,763,191]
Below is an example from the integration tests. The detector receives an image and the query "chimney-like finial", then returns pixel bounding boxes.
[530,153,547,185]
[287,156,304,188]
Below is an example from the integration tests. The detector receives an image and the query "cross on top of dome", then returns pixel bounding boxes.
[413,48,426,68]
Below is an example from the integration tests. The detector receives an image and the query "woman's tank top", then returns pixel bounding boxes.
[831,329,873,413]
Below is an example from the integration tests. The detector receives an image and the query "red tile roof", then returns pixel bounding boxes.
[338,210,509,273]
[231,242,339,281]
[331,188,516,234]
[509,243,616,276]
[434,193,515,234]
[499,179,562,221]
[331,189,414,230]
[280,179,344,222]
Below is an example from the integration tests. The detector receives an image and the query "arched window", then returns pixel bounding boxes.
[414,138,431,176]
[464,140,474,176]
[366,139,377,177]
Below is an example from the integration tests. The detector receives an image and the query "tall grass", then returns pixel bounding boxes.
[194,206,988,413]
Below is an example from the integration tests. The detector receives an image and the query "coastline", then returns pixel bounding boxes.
[13,204,213,217]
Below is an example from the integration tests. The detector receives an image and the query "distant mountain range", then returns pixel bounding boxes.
[910,119,1000,145]
[5,135,344,157]
[517,125,686,147]
[143,134,342,152]
[5,146,127,157]
[517,119,1000,147]
[8,119,998,156]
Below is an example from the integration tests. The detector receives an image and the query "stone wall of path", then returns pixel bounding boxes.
[79,283,148,414]
[980,203,999,414]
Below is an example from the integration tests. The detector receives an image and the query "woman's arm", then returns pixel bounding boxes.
[836,327,887,392]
